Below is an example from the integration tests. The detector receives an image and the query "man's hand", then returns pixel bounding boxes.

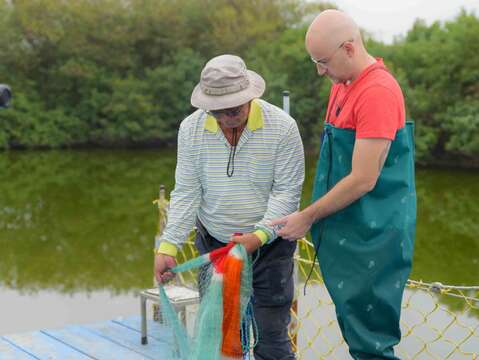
[230,233,262,254]
[154,253,177,283]
[269,211,313,241]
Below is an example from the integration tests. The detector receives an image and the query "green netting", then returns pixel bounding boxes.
[158,243,255,360]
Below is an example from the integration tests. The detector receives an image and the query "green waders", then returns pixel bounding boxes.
[311,122,416,359]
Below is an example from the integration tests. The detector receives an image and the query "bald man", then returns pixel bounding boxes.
[271,10,416,360]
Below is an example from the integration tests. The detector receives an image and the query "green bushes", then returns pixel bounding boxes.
[0,1,478,166]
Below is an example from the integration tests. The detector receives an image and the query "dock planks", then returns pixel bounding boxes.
[0,316,174,359]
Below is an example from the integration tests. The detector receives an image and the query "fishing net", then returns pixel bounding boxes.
[158,242,256,360]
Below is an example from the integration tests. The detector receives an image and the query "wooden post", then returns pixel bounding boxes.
[289,245,300,353]
[282,90,299,352]
[153,184,168,321]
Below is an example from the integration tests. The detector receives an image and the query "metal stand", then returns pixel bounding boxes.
[139,285,200,345]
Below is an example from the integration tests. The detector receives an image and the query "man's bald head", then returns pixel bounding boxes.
[305,9,361,59]
[305,10,374,83]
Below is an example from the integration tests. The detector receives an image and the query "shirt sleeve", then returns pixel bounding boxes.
[354,85,403,140]
[156,119,201,253]
[254,121,305,242]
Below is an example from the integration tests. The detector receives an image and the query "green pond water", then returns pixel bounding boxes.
[0,149,478,336]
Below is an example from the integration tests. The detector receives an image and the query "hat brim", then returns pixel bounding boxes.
[190,70,265,111]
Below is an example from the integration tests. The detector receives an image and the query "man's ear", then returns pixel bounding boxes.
[343,41,355,57]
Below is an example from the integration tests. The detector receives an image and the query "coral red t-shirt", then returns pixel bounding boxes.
[326,58,405,140]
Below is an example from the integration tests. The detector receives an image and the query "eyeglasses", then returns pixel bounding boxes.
[310,39,353,68]
[207,105,243,118]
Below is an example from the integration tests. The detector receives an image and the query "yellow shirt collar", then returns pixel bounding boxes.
[204,99,264,133]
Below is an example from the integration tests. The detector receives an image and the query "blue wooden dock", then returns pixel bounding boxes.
[0,316,174,359]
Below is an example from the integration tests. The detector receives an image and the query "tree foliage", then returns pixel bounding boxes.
[0,1,478,166]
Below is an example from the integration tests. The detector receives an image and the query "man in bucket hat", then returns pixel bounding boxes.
[155,54,304,359]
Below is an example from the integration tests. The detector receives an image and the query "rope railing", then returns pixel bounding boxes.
[295,236,479,359]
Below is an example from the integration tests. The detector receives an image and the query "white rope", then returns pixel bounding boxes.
[407,280,479,291]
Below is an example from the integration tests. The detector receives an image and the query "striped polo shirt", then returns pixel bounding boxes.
[158,99,304,254]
